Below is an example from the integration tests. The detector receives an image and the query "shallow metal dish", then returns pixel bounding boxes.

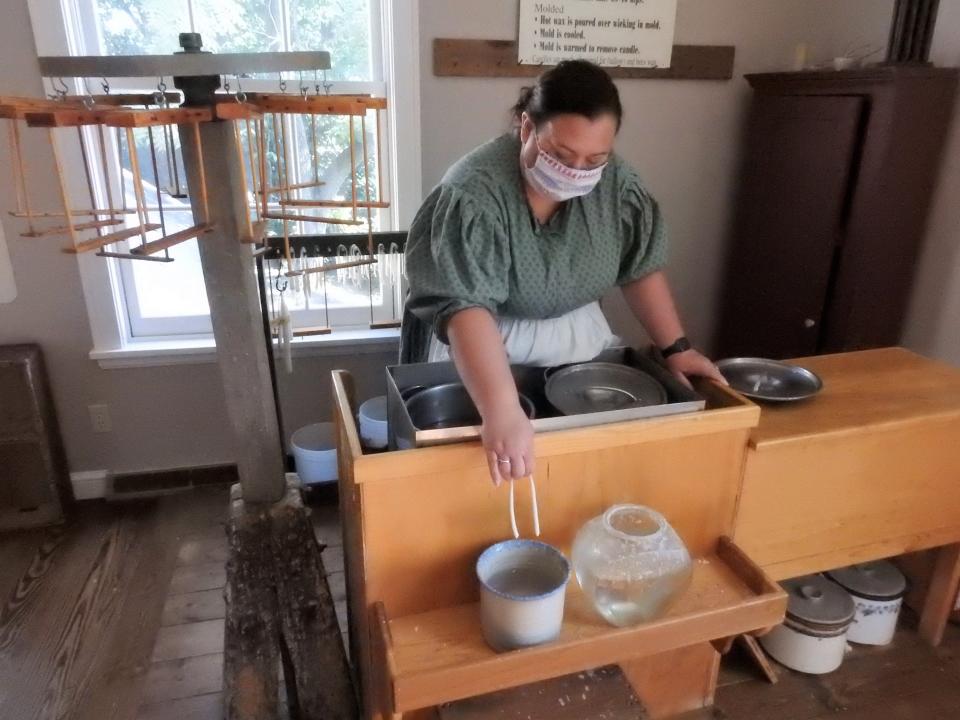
[716,357,823,402]
[545,362,667,416]
[405,383,535,431]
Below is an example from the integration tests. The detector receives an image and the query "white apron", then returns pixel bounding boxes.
[427,301,620,367]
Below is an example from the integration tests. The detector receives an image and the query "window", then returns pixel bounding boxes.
[27,0,421,361]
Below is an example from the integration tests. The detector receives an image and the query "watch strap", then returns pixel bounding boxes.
[660,336,692,359]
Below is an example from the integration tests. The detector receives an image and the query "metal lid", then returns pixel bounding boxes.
[825,561,907,601]
[782,574,856,628]
[545,362,667,416]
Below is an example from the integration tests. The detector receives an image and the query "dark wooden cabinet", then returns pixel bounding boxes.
[716,67,958,360]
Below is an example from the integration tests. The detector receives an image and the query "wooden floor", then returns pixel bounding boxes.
[0,486,956,720]
[0,486,347,720]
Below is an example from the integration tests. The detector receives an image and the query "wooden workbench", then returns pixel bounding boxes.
[333,372,786,719]
[733,347,960,645]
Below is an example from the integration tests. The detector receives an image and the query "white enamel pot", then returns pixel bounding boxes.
[825,561,908,646]
[759,575,855,675]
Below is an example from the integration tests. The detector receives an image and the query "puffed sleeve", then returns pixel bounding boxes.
[617,173,669,285]
[404,183,511,344]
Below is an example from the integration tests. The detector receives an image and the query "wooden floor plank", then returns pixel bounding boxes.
[168,561,227,595]
[322,544,345,573]
[177,534,229,567]
[161,589,227,627]
[0,528,49,602]
[0,506,121,720]
[136,691,223,720]
[140,652,224,705]
[714,623,960,720]
[311,504,343,548]
[151,618,225,662]
[73,492,227,720]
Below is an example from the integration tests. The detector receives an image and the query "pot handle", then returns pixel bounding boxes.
[509,475,540,539]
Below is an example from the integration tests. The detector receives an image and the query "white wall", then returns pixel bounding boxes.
[2,0,957,477]
[418,0,895,349]
[904,2,960,365]
[0,0,393,476]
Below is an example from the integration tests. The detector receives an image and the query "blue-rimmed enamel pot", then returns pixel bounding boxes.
[476,539,570,652]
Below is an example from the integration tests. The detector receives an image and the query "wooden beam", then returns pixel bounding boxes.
[433,39,736,80]
[103,107,213,127]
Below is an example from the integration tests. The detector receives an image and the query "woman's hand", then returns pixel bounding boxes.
[481,398,535,486]
[665,349,727,389]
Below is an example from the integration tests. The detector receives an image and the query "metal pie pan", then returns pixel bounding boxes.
[405,383,535,431]
[716,357,823,402]
[545,362,667,416]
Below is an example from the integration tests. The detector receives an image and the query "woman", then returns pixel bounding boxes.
[401,60,724,485]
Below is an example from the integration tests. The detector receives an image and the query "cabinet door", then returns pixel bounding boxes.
[716,94,865,359]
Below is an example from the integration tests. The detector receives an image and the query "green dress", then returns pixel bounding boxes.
[400,133,668,363]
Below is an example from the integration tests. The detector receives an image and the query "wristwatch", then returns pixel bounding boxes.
[660,336,692,359]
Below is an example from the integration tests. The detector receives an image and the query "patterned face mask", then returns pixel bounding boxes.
[521,131,607,202]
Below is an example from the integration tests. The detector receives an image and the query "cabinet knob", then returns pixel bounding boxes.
[804,318,816,329]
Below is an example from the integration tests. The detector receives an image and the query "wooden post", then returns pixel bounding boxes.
[180,108,356,719]
[179,118,286,504]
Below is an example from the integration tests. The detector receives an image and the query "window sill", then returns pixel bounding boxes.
[91,328,400,369]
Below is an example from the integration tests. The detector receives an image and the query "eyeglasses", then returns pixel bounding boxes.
[534,131,610,171]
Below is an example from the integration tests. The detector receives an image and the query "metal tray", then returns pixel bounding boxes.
[386,347,705,450]
[716,357,823,402]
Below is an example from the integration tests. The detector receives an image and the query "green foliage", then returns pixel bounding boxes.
[94,0,370,80]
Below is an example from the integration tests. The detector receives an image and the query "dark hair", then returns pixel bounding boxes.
[512,60,622,131]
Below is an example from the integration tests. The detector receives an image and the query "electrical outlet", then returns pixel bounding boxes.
[88,404,112,433]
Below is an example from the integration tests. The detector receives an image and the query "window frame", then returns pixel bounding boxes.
[26,0,420,364]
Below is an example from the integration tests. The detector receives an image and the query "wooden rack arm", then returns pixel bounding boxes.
[262,211,365,227]
[62,223,162,254]
[284,257,376,277]
[277,198,390,209]
[20,217,124,238]
[130,223,216,256]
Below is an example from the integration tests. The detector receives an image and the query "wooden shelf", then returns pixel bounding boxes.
[372,537,785,715]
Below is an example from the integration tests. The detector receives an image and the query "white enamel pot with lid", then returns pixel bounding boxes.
[825,560,907,646]
[759,574,855,675]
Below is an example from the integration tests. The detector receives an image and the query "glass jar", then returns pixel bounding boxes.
[572,504,693,627]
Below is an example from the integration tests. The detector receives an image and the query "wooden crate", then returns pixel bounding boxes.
[333,370,780,719]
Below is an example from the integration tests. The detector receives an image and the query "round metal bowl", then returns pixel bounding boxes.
[545,362,667,416]
[716,357,823,402]
[405,383,536,431]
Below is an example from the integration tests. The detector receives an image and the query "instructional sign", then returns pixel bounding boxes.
[518,0,678,69]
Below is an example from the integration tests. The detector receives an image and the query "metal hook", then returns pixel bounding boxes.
[322,69,332,95]
[278,72,287,93]
[223,75,230,94]
[299,71,309,98]
[314,69,321,96]
[154,77,168,108]
[235,75,246,104]
[54,77,70,99]
[274,262,288,293]
[101,77,111,94]
[81,77,95,109]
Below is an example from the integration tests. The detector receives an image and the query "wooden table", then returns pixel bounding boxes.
[733,347,960,645]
